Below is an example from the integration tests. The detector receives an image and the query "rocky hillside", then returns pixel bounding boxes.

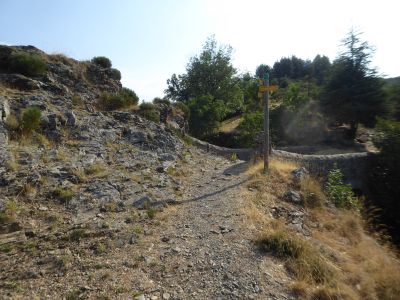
[0,46,193,297]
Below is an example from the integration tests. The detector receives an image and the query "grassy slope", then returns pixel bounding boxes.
[241,159,400,300]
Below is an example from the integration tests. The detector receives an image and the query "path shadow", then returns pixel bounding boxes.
[181,178,250,204]
[223,161,251,176]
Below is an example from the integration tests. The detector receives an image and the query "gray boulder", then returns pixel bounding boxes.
[292,167,309,184]
[284,190,301,204]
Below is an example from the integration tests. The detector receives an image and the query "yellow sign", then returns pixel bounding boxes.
[259,85,278,93]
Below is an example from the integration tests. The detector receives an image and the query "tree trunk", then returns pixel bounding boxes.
[349,122,358,139]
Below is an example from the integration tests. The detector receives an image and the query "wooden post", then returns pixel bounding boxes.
[263,73,270,175]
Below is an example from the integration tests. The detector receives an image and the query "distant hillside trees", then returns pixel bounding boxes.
[165,37,243,137]
[320,30,386,138]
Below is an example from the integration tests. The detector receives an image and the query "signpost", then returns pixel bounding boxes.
[259,73,277,175]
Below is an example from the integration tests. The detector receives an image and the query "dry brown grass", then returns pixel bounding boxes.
[242,157,400,300]
[300,177,326,208]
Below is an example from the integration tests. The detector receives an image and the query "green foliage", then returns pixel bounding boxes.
[119,87,139,106]
[283,82,310,111]
[53,188,75,204]
[321,30,386,138]
[153,97,170,106]
[384,78,400,120]
[326,165,357,209]
[147,208,156,219]
[235,112,263,147]
[21,106,41,135]
[108,68,121,80]
[255,64,271,79]
[312,55,331,85]
[72,95,83,107]
[165,36,244,135]
[173,101,190,118]
[187,94,225,138]
[239,73,259,112]
[97,88,138,111]
[7,52,47,76]
[369,118,400,244]
[139,102,159,122]
[272,56,311,80]
[91,56,112,68]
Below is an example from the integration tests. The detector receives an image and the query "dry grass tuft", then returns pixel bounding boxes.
[84,163,108,177]
[257,226,334,284]
[300,177,326,208]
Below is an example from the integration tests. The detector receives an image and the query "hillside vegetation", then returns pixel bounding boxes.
[243,159,400,299]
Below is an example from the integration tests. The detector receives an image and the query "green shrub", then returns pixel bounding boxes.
[119,87,139,106]
[326,165,357,209]
[53,188,75,204]
[369,118,400,244]
[139,102,159,122]
[72,95,83,107]
[235,112,263,147]
[7,52,47,76]
[108,68,121,80]
[91,56,112,68]
[21,107,41,135]
[173,101,190,118]
[97,88,138,111]
[153,97,171,106]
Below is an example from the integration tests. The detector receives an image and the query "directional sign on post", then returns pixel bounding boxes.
[259,85,278,93]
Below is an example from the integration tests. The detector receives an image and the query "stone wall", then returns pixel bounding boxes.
[187,135,373,190]
[187,136,254,161]
[272,149,373,190]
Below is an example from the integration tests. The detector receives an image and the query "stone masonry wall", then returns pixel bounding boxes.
[187,135,373,190]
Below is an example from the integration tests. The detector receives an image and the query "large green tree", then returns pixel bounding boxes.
[321,30,386,138]
[165,37,243,117]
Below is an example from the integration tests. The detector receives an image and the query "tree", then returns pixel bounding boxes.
[187,95,225,138]
[312,55,331,85]
[384,78,400,120]
[255,64,271,79]
[239,72,259,112]
[165,37,243,116]
[321,30,386,138]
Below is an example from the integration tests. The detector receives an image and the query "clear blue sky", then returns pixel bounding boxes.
[1,0,399,101]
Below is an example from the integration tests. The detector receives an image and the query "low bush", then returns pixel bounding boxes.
[21,106,41,135]
[97,88,138,111]
[108,68,121,80]
[153,97,171,106]
[173,101,190,118]
[53,188,75,204]
[139,102,159,122]
[119,87,139,106]
[326,165,358,209]
[91,56,112,68]
[7,52,47,76]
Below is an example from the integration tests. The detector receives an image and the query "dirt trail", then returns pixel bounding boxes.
[140,151,291,300]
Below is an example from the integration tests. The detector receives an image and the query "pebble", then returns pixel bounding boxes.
[162,292,171,299]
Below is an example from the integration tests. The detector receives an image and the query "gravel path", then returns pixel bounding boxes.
[141,152,291,300]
